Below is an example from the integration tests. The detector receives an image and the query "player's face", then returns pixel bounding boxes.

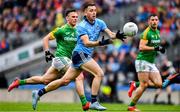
[66,12,78,27]
[148,16,159,29]
[85,6,97,22]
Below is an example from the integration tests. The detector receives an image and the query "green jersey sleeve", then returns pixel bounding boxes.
[140,27,150,40]
[50,27,63,39]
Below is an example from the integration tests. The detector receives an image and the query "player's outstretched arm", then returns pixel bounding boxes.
[81,35,100,47]
[104,28,116,39]
[104,28,126,41]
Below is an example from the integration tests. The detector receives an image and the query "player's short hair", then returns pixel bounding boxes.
[148,14,158,19]
[65,9,76,17]
[83,3,96,11]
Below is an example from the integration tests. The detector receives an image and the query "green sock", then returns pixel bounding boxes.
[135,82,140,87]
[129,101,136,106]
[80,95,87,106]
[19,80,26,85]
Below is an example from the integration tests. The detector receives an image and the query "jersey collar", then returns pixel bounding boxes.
[83,16,95,25]
[66,23,75,29]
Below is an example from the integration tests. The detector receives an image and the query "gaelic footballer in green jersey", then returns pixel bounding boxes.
[128,14,166,112]
[8,9,90,111]
[48,24,77,72]
[50,24,77,59]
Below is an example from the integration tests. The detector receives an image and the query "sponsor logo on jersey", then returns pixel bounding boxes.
[64,36,77,41]
[151,39,160,44]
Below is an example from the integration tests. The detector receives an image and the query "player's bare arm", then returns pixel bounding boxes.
[81,35,100,47]
[43,33,55,50]
[104,28,116,39]
[139,39,154,51]
[42,33,55,63]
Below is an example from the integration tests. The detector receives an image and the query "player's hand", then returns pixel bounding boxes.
[154,46,165,54]
[99,36,110,46]
[116,30,126,41]
[45,50,54,62]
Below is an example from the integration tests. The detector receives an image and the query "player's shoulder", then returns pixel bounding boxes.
[53,25,65,31]
[77,20,87,28]
[140,27,151,39]
[95,18,106,25]
[142,27,151,35]
[60,24,68,29]
[96,18,104,22]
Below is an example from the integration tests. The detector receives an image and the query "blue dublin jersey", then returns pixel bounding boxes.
[73,17,107,55]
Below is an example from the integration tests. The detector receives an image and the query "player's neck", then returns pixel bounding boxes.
[67,23,75,28]
[84,16,95,25]
[149,26,157,31]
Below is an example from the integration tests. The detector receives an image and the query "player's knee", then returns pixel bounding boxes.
[62,78,71,86]
[95,70,104,78]
[140,82,148,88]
[43,79,51,85]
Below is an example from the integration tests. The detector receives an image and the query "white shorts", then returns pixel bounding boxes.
[52,57,72,71]
[135,60,159,72]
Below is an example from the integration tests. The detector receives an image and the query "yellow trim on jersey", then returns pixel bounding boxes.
[49,32,55,39]
[142,27,150,40]
[49,27,60,39]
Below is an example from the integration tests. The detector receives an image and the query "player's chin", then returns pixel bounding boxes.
[92,16,96,20]
[72,22,76,26]
[151,25,157,29]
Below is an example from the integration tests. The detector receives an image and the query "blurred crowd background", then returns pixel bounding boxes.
[0,0,179,103]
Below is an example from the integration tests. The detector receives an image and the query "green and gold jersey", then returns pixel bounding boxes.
[136,27,161,63]
[50,24,77,58]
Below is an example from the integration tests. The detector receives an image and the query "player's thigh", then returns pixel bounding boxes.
[149,72,162,87]
[57,65,70,78]
[62,66,82,81]
[138,72,149,86]
[81,59,104,77]
[42,66,59,82]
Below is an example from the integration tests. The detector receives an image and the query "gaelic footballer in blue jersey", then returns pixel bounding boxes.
[31,3,126,111]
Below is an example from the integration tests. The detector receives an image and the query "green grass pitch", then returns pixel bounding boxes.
[0,102,180,112]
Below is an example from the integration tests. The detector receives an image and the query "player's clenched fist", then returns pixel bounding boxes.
[154,46,165,54]
[45,50,54,62]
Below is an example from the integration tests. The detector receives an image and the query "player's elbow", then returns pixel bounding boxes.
[139,45,145,51]
[83,42,89,47]
[83,41,93,47]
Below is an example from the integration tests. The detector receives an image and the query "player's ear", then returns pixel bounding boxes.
[84,10,87,16]
[66,16,69,22]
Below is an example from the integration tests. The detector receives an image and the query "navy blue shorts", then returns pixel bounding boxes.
[71,51,92,69]
[170,75,180,84]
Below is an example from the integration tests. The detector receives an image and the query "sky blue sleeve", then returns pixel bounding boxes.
[100,20,107,31]
[77,25,88,37]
